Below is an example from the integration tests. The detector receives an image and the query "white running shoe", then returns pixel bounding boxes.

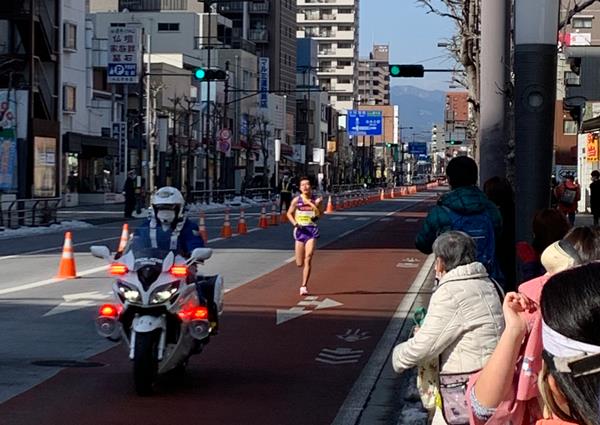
[300,286,308,296]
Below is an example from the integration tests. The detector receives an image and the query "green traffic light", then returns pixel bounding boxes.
[390,65,400,76]
[194,69,206,80]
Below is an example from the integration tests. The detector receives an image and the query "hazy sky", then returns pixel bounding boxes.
[359,0,456,92]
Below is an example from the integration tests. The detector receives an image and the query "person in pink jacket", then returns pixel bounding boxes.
[467,227,600,425]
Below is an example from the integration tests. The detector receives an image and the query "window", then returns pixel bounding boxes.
[338,25,353,31]
[338,42,352,49]
[63,22,77,50]
[563,120,578,134]
[158,23,180,32]
[337,60,351,67]
[101,127,111,138]
[63,85,76,113]
[338,8,353,14]
[337,95,352,101]
[572,17,593,28]
[564,71,581,87]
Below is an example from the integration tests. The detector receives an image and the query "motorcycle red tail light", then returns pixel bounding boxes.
[110,263,128,275]
[170,265,188,277]
[178,306,208,321]
[99,304,119,318]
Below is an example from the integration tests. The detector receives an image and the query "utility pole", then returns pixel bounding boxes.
[479,0,508,184]
[146,32,154,194]
[204,3,213,198]
[514,0,559,244]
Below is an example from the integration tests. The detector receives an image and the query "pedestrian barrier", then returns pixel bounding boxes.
[56,231,77,279]
[270,202,279,226]
[220,208,233,238]
[117,223,129,253]
[237,208,248,235]
[258,206,269,229]
[198,211,208,243]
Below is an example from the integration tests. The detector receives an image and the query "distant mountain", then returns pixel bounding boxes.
[390,85,446,137]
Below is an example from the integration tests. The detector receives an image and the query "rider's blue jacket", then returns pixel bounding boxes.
[133,218,204,256]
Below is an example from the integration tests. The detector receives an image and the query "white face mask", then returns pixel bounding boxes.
[157,210,176,227]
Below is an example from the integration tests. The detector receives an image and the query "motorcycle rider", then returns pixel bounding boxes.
[132,186,221,331]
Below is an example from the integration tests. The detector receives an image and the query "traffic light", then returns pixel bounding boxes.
[194,68,227,81]
[448,139,463,145]
[389,64,425,78]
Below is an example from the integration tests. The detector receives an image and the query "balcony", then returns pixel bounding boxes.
[335,12,355,23]
[248,28,269,43]
[219,1,269,14]
[335,47,355,58]
[334,30,355,40]
[319,48,337,56]
[119,0,188,11]
[249,1,269,13]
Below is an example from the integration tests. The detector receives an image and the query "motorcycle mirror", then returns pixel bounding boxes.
[91,245,111,261]
[162,251,175,272]
[190,248,213,262]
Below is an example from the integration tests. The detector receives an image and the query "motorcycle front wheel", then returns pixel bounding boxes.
[133,330,160,396]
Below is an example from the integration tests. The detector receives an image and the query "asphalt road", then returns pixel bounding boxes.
[0,190,441,425]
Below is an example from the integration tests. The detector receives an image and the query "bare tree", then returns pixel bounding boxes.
[247,115,271,187]
[560,0,599,28]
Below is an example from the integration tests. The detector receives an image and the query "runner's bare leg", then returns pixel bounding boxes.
[302,238,316,288]
[295,240,305,268]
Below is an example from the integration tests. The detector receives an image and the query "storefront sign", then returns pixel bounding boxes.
[107,24,141,84]
[33,137,56,197]
[587,133,599,162]
[217,128,232,155]
[0,129,17,191]
[259,57,269,109]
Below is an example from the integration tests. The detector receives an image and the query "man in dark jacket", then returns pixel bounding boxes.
[590,170,600,226]
[415,156,502,255]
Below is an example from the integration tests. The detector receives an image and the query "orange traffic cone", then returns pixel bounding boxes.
[198,211,208,243]
[221,208,233,238]
[270,202,279,226]
[390,188,395,199]
[259,206,269,229]
[237,208,248,235]
[117,223,129,253]
[380,189,385,201]
[280,211,288,223]
[325,195,335,214]
[56,231,77,279]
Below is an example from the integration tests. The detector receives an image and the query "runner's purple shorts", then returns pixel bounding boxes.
[294,225,319,243]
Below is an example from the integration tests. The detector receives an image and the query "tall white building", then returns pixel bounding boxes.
[296,0,359,114]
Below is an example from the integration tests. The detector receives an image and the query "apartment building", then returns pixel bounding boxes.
[297,0,359,114]
[358,44,390,105]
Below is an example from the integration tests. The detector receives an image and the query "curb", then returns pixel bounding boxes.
[331,254,436,425]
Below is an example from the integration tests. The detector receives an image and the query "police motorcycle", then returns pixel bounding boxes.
[91,187,223,395]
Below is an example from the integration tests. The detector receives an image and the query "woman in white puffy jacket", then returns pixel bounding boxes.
[392,231,505,425]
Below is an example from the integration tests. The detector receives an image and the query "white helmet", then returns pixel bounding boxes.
[151,186,185,228]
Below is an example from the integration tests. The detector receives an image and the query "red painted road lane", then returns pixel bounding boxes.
[0,201,433,425]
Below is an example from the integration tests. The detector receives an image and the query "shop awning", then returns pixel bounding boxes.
[63,132,118,156]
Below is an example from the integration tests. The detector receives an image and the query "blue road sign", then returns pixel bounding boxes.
[408,142,427,155]
[347,110,383,136]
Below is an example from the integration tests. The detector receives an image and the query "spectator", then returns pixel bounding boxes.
[484,176,516,291]
[554,173,580,226]
[590,170,600,226]
[516,209,570,283]
[415,156,502,281]
[123,169,136,219]
[468,226,600,425]
[536,263,600,425]
[393,231,504,425]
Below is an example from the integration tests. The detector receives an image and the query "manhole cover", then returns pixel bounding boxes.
[31,360,106,368]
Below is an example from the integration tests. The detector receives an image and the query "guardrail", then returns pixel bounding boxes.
[0,197,61,230]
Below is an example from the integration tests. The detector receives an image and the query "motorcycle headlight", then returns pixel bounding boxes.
[117,282,141,303]
[150,281,180,304]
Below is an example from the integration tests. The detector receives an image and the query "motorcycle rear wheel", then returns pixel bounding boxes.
[133,331,159,396]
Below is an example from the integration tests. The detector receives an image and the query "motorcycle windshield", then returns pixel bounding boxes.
[129,235,170,271]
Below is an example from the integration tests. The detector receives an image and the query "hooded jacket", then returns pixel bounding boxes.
[415,185,502,254]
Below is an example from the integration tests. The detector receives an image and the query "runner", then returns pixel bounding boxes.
[287,176,324,296]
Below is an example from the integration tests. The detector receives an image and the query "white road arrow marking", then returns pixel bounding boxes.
[276,297,344,325]
[43,291,111,317]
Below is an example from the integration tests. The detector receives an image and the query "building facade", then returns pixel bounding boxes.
[358,44,390,105]
[297,0,359,114]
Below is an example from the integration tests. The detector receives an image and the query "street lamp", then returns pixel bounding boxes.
[398,126,413,185]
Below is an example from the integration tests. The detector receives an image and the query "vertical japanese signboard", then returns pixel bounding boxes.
[588,133,599,162]
[33,137,56,197]
[107,24,141,84]
[259,57,269,109]
[0,129,17,191]
[113,122,127,172]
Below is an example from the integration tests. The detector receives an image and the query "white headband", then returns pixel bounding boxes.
[542,320,600,358]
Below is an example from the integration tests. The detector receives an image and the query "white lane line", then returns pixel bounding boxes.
[405,218,419,223]
[331,217,346,221]
[380,217,393,222]
[0,236,120,261]
[0,265,110,296]
[354,217,370,221]
[331,254,436,425]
